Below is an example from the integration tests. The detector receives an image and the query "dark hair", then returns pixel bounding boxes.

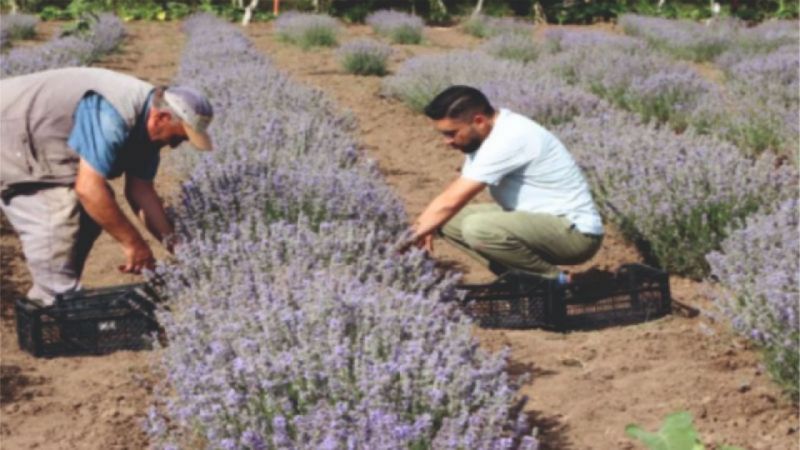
[423,85,495,121]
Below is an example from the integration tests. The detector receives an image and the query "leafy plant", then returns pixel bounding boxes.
[627,411,744,450]
[59,12,99,37]
[39,6,72,21]
[165,1,192,20]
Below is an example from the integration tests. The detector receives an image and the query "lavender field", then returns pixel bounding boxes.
[0,8,798,450]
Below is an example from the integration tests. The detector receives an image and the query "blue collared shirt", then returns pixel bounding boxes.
[67,92,160,181]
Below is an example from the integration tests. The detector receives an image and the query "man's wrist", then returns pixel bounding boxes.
[162,233,178,249]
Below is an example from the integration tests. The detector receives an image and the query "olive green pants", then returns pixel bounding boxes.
[440,204,603,278]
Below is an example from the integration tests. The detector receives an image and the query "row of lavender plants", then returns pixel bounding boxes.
[617,15,800,158]
[618,14,798,63]
[541,28,799,159]
[148,13,538,449]
[381,37,798,396]
[0,13,125,78]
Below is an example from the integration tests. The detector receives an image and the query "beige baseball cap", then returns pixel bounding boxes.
[163,86,214,151]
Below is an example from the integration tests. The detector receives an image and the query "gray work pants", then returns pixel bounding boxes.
[1,185,101,305]
[441,203,603,278]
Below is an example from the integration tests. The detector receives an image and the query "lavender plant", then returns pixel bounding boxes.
[150,14,539,449]
[461,13,491,38]
[337,38,392,76]
[480,33,540,63]
[274,11,340,49]
[366,10,424,45]
[706,199,799,400]
[0,13,38,41]
[555,111,797,278]
[0,13,125,78]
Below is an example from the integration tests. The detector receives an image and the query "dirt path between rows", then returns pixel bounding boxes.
[245,23,798,450]
[0,21,185,450]
[0,20,796,450]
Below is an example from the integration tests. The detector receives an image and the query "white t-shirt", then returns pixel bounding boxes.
[461,108,604,235]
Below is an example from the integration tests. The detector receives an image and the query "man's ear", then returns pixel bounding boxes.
[472,113,487,126]
[156,110,173,125]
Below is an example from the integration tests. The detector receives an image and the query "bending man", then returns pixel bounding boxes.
[1,67,214,305]
[410,85,603,282]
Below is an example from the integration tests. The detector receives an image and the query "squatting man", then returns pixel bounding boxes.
[406,85,604,282]
[0,67,214,306]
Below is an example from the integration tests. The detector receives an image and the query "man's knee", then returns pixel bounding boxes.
[461,215,503,250]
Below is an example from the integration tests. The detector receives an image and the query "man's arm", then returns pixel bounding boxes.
[74,159,155,273]
[124,175,174,250]
[412,176,486,249]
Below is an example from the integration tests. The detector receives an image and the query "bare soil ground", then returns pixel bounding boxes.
[0,20,796,450]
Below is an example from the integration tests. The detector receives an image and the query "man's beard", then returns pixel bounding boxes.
[458,136,482,154]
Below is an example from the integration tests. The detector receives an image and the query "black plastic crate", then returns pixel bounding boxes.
[457,264,671,330]
[15,283,160,357]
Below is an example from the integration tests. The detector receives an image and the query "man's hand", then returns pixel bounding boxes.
[396,232,434,254]
[416,233,434,253]
[119,238,156,274]
[398,178,484,255]
[410,176,485,248]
